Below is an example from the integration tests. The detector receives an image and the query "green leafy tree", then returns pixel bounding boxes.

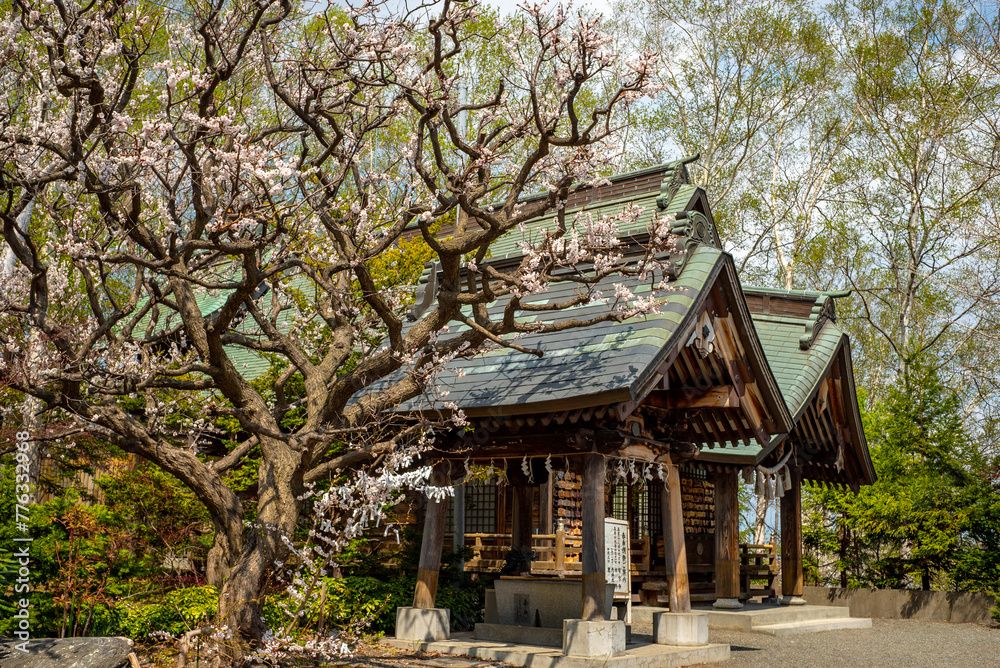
[805,354,1000,591]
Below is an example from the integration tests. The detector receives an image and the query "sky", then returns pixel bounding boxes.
[482,0,612,17]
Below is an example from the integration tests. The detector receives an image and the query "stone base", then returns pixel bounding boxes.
[494,579,615,628]
[395,607,450,641]
[712,598,744,610]
[780,596,807,606]
[475,623,563,647]
[383,632,731,668]
[485,589,498,624]
[652,612,709,646]
[563,619,626,658]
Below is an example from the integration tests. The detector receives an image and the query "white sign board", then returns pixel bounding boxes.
[604,518,631,595]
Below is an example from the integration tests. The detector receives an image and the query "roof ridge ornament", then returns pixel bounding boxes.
[406,261,439,322]
[799,295,836,350]
[666,209,716,280]
[656,153,700,210]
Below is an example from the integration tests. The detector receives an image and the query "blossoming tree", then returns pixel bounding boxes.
[0,0,664,657]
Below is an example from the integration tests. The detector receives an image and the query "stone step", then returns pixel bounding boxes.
[474,623,564,647]
[702,604,851,631]
[752,617,873,636]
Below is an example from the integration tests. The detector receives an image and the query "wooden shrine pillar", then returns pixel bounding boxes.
[542,475,554,535]
[453,482,466,571]
[713,468,743,609]
[413,465,450,609]
[580,453,608,620]
[661,463,691,612]
[780,465,805,604]
[511,483,534,574]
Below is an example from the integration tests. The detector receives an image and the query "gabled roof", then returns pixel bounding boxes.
[744,288,876,485]
[390,159,795,450]
[397,244,727,416]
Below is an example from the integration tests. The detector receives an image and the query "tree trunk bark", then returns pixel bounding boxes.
[207,520,237,590]
[754,492,769,546]
[217,443,304,659]
[414,465,450,608]
[839,520,850,589]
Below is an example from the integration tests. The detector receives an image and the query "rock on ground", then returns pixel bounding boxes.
[0,636,134,668]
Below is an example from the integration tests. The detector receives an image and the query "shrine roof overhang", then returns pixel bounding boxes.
[381,158,793,455]
[389,245,792,442]
[391,243,729,416]
[696,289,876,487]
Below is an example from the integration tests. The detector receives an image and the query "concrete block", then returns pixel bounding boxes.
[562,619,626,658]
[484,589,498,624]
[652,612,709,646]
[754,617,872,636]
[395,607,450,641]
[474,623,563,647]
[495,579,615,628]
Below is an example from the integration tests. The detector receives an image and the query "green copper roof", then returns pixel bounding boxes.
[486,184,699,260]
[752,314,845,420]
[391,243,725,414]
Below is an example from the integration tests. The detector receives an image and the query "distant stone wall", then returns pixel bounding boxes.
[803,586,997,625]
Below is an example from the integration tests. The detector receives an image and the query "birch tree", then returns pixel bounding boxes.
[827,0,1000,395]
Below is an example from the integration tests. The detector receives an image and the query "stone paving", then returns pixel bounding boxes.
[373,617,999,668]
[662,618,1000,668]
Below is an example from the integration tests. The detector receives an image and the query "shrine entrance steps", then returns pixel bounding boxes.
[696,601,872,636]
[383,632,730,668]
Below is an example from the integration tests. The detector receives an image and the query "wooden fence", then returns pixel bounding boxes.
[458,531,778,601]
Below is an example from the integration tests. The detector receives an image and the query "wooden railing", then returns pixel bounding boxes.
[739,542,779,599]
[459,531,778,600]
[461,531,652,576]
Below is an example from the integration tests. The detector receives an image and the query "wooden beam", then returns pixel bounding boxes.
[680,348,707,387]
[511,483,534,574]
[661,463,691,612]
[543,474,554,535]
[413,465,450,609]
[454,483,466,570]
[580,453,608,620]
[780,466,804,602]
[646,386,739,410]
[713,468,743,608]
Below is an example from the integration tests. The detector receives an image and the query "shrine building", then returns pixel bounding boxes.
[389,157,875,660]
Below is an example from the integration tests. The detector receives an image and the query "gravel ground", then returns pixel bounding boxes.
[644,618,1000,668]
[369,618,999,668]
